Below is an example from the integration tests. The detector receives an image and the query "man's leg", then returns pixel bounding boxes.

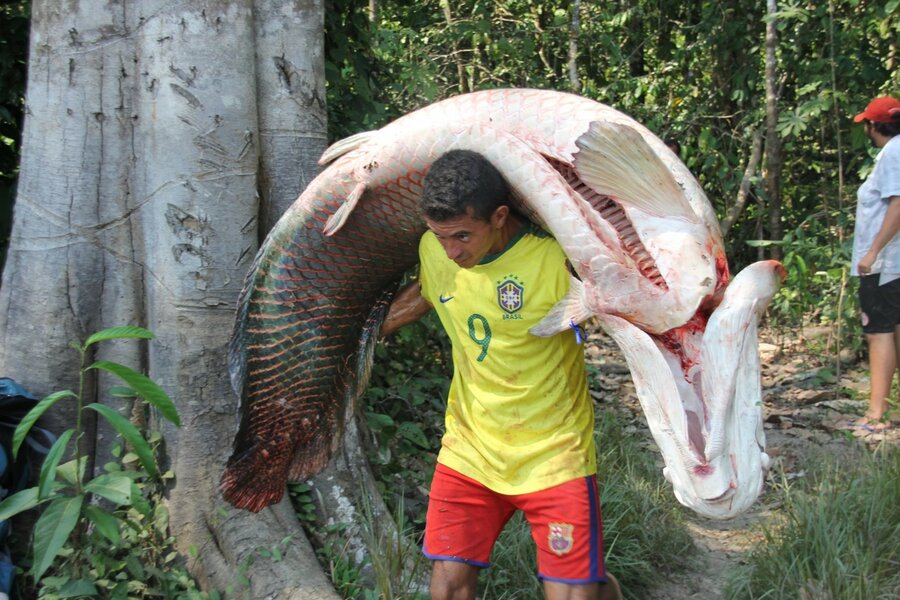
[424,465,515,600]
[430,560,480,600]
[543,573,621,600]
[864,331,895,428]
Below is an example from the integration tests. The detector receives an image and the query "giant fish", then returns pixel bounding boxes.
[220,88,783,519]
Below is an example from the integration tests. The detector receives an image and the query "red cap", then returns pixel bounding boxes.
[853,96,900,123]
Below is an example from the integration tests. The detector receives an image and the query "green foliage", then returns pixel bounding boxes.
[321,0,899,341]
[0,326,211,598]
[0,0,28,273]
[725,444,900,599]
[363,310,449,509]
[760,211,862,356]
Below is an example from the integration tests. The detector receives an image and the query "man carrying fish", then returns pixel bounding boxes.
[381,149,622,600]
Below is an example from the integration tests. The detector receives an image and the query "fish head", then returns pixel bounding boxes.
[602,260,783,520]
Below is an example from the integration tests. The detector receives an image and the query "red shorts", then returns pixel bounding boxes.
[423,463,609,584]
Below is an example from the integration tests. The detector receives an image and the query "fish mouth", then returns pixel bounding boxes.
[699,482,736,503]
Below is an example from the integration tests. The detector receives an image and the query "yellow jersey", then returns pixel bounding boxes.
[419,224,596,494]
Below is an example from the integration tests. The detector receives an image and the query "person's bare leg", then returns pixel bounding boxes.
[543,573,621,600]
[430,561,480,600]
[863,332,895,429]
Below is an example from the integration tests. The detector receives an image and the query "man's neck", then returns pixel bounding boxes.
[490,213,524,254]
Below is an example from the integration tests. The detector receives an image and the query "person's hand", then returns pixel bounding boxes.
[858,250,877,274]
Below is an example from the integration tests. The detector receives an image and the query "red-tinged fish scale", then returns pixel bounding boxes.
[222,158,423,509]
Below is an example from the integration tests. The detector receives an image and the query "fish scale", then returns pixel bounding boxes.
[221,150,426,512]
[221,88,781,519]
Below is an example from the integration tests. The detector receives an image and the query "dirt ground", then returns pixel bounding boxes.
[584,327,900,600]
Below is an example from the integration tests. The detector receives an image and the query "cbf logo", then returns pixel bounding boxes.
[548,522,574,556]
[496,274,524,319]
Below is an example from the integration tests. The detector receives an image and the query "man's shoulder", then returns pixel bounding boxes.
[518,226,565,259]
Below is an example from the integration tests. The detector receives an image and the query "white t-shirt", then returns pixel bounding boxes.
[852,135,900,283]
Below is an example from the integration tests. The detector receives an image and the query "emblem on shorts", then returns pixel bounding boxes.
[548,522,574,556]
[496,275,524,314]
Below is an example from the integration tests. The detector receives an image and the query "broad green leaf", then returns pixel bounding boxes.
[365,411,394,431]
[0,487,42,521]
[109,385,138,398]
[84,326,155,348]
[398,421,428,448]
[130,481,151,517]
[125,554,145,580]
[85,403,158,478]
[84,505,121,545]
[153,503,169,536]
[85,472,133,505]
[31,494,84,581]
[745,239,784,248]
[56,457,88,486]
[13,390,76,458]
[57,579,99,598]
[87,361,180,426]
[38,429,74,499]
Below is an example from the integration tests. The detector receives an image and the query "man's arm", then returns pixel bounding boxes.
[859,195,900,274]
[380,281,433,337]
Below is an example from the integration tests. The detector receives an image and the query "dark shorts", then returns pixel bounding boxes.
[423,463,609,585]
[858,274,900,334]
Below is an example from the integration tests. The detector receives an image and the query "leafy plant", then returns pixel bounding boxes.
[0,326,209,598]
[725,444,900,599]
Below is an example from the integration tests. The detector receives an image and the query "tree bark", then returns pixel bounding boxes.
[764,0,783,259]
[720,127,764,235]
[1,1,340,596]
[439,0,467,94]
[568,0,581,92]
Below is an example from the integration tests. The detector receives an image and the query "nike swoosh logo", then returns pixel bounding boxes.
[439,295,454,303]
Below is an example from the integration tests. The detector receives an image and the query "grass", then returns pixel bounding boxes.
[724,443,900,600]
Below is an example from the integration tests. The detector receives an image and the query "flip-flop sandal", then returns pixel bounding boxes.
[848,420,892,433]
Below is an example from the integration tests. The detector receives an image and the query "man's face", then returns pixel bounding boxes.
[425,206,507,269]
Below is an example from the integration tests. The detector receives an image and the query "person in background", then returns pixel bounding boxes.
[850,95,900,433]
[381,150,622,600]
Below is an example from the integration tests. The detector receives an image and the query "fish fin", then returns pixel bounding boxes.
[323,181,366,236]
[220,406,295,512]
[350,289,394,409]
[598,314,698,466]
[319,130,377,165]
[286,438,337,482]
[529,276,593,336]
[574,121,697,222]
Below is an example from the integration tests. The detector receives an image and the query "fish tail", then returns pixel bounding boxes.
[220,435,293,513]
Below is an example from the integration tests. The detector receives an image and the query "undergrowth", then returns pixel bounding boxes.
[725,443,900,600]
[0,327,211,599]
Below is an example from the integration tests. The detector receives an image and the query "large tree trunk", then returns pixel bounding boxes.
[0,1,343,596]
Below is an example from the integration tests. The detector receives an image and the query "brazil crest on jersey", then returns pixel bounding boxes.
[419,224,596,495]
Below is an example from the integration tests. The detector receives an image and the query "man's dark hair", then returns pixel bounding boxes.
[420,150,510,222]
[871,118,900,138]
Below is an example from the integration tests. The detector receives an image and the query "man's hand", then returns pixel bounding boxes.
[858,250,877,274]
[381,282,433,337]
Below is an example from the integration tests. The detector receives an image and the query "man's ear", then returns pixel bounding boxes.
[491,205,510,228]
